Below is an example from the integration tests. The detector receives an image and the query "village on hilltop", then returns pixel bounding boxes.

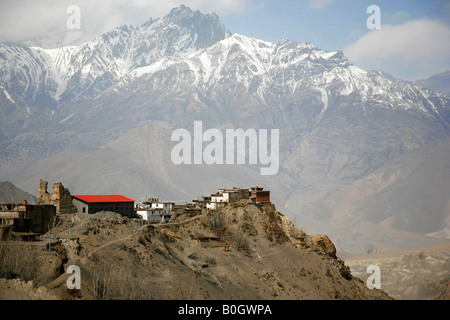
[0,179,272,241]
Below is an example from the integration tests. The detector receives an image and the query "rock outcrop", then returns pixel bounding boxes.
[307,234,337,259]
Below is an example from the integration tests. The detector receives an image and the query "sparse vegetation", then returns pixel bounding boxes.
[233,227,250,254]
[91,255,155,300]
[0,240,38,282]
[263,207,289,244]
[202,211,226,239]
[339,264,353,280]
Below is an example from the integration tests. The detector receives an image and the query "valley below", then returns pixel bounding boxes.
[345,241,450,300]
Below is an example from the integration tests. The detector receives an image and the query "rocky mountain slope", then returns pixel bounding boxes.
[0,181,37,204]
[1,5,449,255]
[0,200,392,300]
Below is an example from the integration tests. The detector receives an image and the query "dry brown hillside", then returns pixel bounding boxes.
[0,199,392,300]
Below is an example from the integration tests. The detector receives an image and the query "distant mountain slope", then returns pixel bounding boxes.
[368,70,412,85]
[285,137,450,254]
[0,181,37,204]
[10,124,298,206]
[330,138,450,235]
[415,70,450,95]
[2,30,448,183]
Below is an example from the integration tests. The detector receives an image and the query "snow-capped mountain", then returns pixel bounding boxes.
[1,4,448,179]
[0,5,230,109]
[1,5,449,254]
[115,33,447,116]
[1,5,447,138]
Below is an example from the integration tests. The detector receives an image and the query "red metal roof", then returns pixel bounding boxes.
[72,195,135,203]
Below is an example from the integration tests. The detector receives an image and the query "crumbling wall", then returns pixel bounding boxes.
[38,180,76,215]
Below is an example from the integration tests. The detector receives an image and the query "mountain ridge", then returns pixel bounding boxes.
[1,5,449,255]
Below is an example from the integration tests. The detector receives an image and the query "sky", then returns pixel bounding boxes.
[0,0,449,80]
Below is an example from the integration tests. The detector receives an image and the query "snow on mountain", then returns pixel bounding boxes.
[1,4,447,122]
[0,5,448,150]
[0,5,230,107]
[1,85,15,104]
[108,32,448,124]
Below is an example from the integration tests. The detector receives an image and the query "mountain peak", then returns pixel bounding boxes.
[164,5,220,27]
[168,4,195,16]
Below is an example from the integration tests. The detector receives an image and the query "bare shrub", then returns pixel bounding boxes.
[91,256,155,300]
[0,240,37,282]
[241,221,257,236]
[203,211,226,238]
[137,235,147,245]
[339,264,353,280]
[233,227,250,254]
[92,259,113,300]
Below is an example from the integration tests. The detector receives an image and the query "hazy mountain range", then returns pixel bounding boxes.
[0,5,449,255]
[0,181,37,204]
[414,70,450,96]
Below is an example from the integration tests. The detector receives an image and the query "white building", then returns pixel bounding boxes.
[136,197,174,222]
[136,208,171,223]
[138,198,174,214]
[149,202,172,214]
[206,188,249,210]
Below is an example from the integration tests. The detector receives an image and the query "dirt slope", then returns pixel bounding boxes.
[0,200,391,300]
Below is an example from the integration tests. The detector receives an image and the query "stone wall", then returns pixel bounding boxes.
[10,204,56,234]
[38,180,76,215]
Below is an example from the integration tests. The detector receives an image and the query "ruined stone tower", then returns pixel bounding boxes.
[38,179,77,215]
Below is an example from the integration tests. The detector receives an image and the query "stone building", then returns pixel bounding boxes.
[38,179,77,215]
[250,186,271,204]
[0,201,56,235]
